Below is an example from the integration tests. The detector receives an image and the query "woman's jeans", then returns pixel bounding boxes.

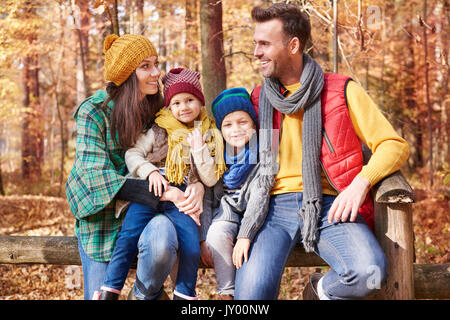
[102,199,200,298]
[78,214,178,300]
[234,193,388,300]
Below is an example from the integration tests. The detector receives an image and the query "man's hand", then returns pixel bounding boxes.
[148,170,168,197]
[232,238,251,269]
[328,176,371,224]
[177,182,205,216]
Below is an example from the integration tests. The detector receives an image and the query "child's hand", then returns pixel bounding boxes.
[200,241,214,267]
[187,128,206,151]
[148,171,169,197]
[232,238,251,269]
[160,185,186,204]
[177,182,204,216]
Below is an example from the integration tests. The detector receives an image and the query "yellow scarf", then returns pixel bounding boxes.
[155,107,226,185]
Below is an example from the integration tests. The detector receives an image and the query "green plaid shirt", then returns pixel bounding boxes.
[65,90,127,262]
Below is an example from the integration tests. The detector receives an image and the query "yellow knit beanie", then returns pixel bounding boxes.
[103,34,158,86]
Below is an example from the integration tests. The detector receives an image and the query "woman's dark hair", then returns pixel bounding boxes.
[251,3,311,51]
[102,71,164,150]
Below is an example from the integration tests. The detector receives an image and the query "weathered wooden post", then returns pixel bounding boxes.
[372,171,415,299]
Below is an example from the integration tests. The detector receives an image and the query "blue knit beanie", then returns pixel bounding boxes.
[211,87,258,130]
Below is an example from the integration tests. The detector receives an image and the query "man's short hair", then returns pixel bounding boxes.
[251,3,311,52]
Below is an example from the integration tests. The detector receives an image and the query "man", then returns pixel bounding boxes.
[233,3,410,300]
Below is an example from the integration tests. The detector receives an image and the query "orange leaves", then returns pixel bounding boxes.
[412,188,450,265]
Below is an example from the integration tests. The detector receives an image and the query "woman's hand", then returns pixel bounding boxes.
[232,238,251,269]
[187,128,205,151]
[200,241,214,267]
[177,182,205,216]
[148,170,168,197]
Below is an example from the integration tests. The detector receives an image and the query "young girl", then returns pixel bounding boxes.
[98,68,226,300]
[205,87,273,300]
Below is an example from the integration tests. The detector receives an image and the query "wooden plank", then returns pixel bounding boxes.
[0,236,81,265]
[414,263,450,299]
[0,235,327,268]
[373,171,415,203]
[0,236,448,299]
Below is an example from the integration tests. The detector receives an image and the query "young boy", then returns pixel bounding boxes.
[97,68,226,300]
[205,87,273,300]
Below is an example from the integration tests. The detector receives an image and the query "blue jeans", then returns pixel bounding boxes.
[78,214,178,300]
[234,193,388,300]
[103,200,200,298]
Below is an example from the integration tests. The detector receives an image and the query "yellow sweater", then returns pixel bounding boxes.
[271,81,410,195]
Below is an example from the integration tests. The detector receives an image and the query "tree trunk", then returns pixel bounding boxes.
[22,50,43,181]
[55,0,67,196]
[0,160,4,195]
[435,0,449,169]
[422,0,433,187]
[106,0,120,35]
[159,28,167,73]
[136,0,145,35]
[379,6,386,111]
[55,90,66,196]
[21,2,43,181]
[74,0,91,98]
[403,5,422,169]
[332,0,338,73]
[200,0,226,114]
[227,36,233,74]
[157,3,169,73]
[185,0,199,71]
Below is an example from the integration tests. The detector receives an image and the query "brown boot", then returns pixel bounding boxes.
[302,272,323,300]
[219,294,233,300]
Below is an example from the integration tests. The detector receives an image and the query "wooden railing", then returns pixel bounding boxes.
[0,171,449,299]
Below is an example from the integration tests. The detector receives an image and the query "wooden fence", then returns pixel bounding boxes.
[0,171,449,299]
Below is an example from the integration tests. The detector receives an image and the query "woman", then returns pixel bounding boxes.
[65,34,204,300]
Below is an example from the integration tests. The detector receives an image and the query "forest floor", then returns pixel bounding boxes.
[0,182,448,300]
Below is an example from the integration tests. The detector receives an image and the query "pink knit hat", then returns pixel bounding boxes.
[162,68,205,107]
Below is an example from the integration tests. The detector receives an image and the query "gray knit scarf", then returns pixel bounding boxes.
[258,53,324,252]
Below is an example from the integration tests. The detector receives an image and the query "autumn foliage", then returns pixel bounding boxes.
[0,0,448,299]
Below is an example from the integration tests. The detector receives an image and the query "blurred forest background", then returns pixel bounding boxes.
[0,0,448,299]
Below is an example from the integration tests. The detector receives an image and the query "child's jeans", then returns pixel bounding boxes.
[103,192,200,298]
[78,214,178,300]
[206,219,240,296]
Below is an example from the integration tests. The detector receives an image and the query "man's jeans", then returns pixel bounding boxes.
[234,193,388,300]
[78,214,178,300]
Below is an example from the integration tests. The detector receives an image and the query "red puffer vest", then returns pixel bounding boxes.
[251,73,374,231]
